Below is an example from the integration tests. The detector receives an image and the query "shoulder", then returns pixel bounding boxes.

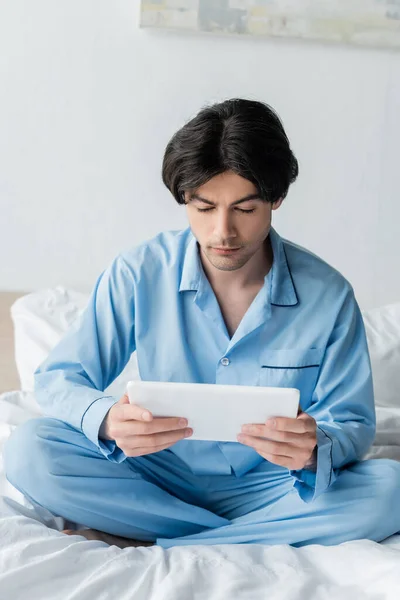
[282,235,354,303]
[118,228,191,278]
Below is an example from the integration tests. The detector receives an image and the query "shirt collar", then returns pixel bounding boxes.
[179,227,298,307]
[179,231,202,292]
[268,227,298,307]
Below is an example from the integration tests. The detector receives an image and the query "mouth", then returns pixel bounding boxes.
[211,247,241,255]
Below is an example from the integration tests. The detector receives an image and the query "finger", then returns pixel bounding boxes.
[125,440,186,458]
[116,401,153,423]
[297,412,312,421]
[265,416,315,434]
[111,416,189,437]
[241,424,314,446]
[124,428,193,450]
[238,436,312,469]
[237,434,295,458]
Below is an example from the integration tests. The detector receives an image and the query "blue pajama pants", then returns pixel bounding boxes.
[4,417,400,548]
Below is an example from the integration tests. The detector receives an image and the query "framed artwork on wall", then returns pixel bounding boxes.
[140,1,400,51]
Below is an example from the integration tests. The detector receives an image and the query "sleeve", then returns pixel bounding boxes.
[290,286,376,502]
[33,254,136,463]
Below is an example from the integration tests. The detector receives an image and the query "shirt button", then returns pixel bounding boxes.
[221,357,230,366]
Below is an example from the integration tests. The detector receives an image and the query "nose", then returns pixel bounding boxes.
[214,209,237,241]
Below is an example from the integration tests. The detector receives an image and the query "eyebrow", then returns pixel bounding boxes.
[189,193,261,206]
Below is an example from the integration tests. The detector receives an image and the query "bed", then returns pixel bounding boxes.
[1,287,400,599]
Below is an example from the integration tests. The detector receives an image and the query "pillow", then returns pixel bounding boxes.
[10,289,400,409]
[10,286,140,399]
[9,290,400,464]
[362,302,400,409]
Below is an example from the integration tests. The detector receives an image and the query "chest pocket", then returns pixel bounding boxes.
[258,348,324,410]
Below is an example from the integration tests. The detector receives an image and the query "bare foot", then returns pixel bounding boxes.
[62,528,154,549]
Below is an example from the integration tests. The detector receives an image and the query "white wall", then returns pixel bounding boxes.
[0,0,399,310]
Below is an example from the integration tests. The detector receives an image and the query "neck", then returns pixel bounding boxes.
[200,235,273,291]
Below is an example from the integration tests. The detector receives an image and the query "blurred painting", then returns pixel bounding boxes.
[140,0,400,50]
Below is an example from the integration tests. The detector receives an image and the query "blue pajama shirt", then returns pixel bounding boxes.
[5,227,400,546]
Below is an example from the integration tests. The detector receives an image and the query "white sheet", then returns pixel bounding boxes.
[1,390,400,599]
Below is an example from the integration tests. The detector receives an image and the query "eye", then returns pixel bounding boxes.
[196,207,214,213]
[236,208,255,214]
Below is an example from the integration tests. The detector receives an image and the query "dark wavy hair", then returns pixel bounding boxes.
[162,98,299,205]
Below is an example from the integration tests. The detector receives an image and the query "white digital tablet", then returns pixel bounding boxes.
[126,380,300,442]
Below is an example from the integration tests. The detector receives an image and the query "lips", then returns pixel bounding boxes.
[212,247,241,255]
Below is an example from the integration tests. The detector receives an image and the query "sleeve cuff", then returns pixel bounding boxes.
[290,425,337,502]
[81,396,127,463]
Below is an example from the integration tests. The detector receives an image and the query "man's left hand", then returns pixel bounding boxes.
[237,413,317,471]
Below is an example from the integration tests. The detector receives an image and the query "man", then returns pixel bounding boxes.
[5,99,400,549]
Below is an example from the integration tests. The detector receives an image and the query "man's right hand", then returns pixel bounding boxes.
[100,394,193,457]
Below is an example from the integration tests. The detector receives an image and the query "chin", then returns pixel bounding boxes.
[214,263,244,272]
[208,256,248,272]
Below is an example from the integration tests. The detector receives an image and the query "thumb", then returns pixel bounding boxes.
[119,393,130,405]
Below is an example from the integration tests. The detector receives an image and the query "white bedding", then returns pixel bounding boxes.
[2,291,400,598]
[1,390,400,599]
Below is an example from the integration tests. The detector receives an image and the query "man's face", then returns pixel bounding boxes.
[185,170,282,272]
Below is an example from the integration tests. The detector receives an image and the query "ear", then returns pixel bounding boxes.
[271,197,284,211]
